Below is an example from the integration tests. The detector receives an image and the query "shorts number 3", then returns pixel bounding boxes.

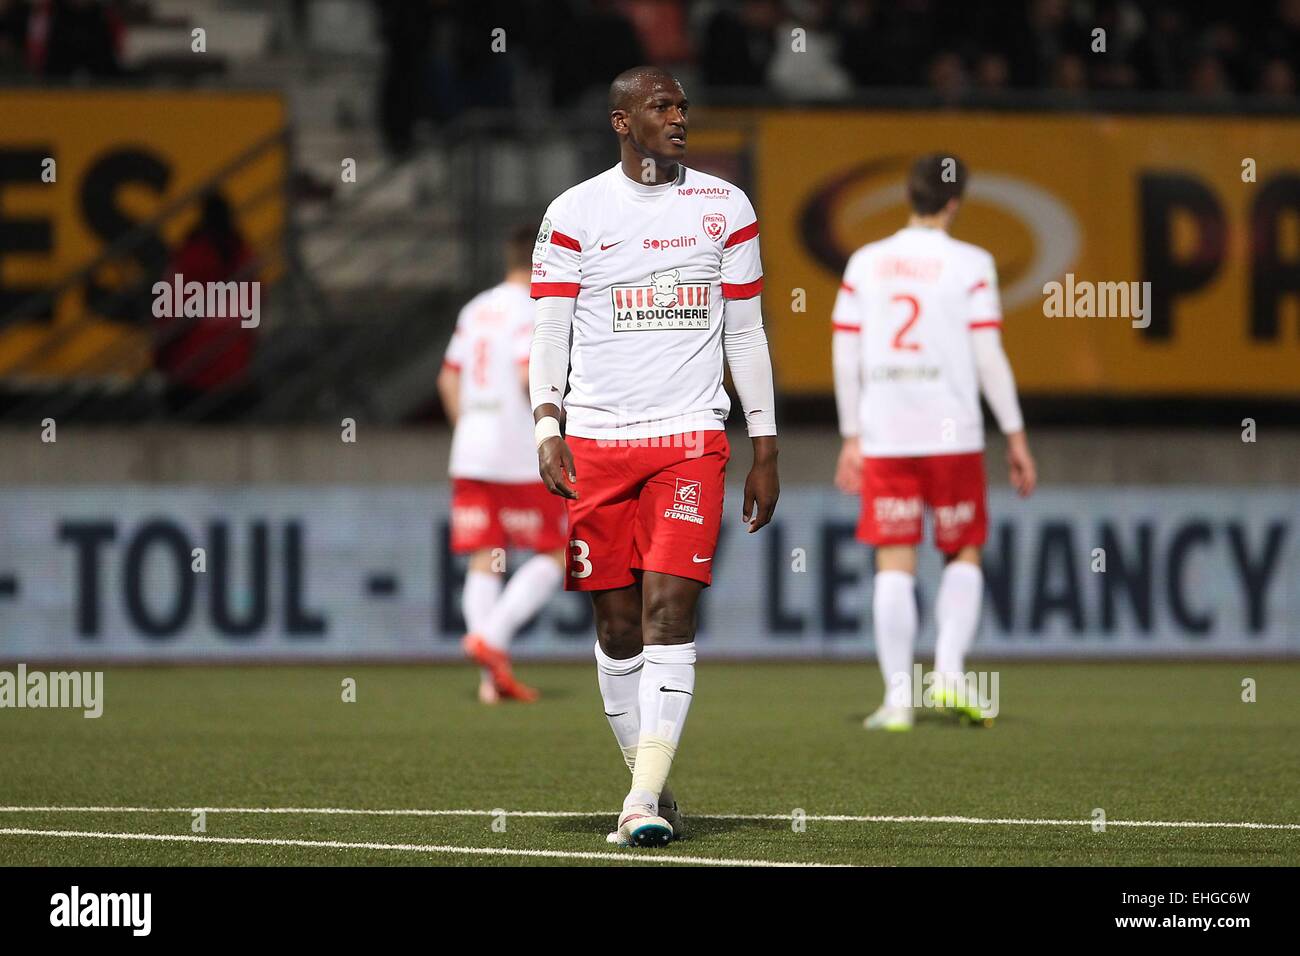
[569,539,592,578]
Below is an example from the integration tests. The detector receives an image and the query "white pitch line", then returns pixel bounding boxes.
[0,828,830,867]
[1,806,1297,830]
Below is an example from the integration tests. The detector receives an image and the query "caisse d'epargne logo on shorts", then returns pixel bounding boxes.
[612,270,710,331]
[664,478,704,525]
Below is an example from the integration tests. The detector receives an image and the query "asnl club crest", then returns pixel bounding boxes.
[611,270,711,332]
[703,213,726,241]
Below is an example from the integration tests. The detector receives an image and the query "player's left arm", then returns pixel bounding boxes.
[969,255,1036,497]
[720,195,778,532]
[723,294,779,532]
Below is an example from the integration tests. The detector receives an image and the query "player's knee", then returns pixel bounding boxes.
[595,613,641,658]
[642,596,696,645]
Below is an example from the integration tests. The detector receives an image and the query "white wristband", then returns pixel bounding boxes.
[534,416,561,448]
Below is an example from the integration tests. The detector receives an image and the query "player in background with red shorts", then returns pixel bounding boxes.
[439,223,567,704]
[831,154,1037,731]
[529,67,779,847]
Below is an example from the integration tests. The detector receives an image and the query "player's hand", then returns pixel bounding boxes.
[538,436,578,499]
[1006,431,1036,498]
[742,440,779,533]
[834,436,862,495]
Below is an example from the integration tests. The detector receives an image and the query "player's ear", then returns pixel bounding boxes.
[610,109,628,136]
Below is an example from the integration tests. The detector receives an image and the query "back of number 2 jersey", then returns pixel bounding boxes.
[832,226,1003,457]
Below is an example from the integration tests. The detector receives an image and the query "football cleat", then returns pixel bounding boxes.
[615,810,674,848]
[462,633,507,677]
[494,671,539,703]
[864,704,914,731]
[934,685,993,726]
[463,633,538,702]
[608,795,683,845]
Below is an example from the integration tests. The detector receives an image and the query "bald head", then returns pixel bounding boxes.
[608,66,681,113]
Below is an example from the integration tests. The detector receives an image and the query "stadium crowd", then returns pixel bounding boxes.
[371,0,1300,151]
[2,2,1296,151]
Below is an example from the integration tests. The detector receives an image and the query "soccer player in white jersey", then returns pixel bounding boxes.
[439,223,568,704]
[529,66,779,847]
[831,154,1037,731]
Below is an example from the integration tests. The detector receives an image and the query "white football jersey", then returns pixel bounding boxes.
[443,281,540,482]
[532,163,763,440]
[832,226,1003,457]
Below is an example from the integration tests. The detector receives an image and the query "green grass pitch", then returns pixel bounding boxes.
[2,661,1298,866]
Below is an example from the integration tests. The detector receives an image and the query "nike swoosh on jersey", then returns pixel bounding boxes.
[691,554,712,563]
[600,240,623,250]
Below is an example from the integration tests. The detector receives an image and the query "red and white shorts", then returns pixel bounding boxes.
[858,452,987,554]
[450,479,569,554]
[564,431,730,591]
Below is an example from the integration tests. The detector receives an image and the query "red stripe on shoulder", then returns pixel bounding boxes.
[832,322,861,333]
[442,359,462,371]
[532,282,580,298]
[840,281,856,294]
[723,221,760,249]
[550,230,581,252]
[969,319,1002,330]
[721,276,763,299]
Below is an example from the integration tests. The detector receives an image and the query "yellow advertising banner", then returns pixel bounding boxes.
[758,111,1300,396]
[0,90,285,378]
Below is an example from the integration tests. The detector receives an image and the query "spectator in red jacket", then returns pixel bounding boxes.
[154,191,260,420]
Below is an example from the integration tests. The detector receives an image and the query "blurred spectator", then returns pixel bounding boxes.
[1264,0,1300,63]
[1258,57,1296,98]
[375,0,433,156]
[870,0,942,88]
[0,0,28,75]
[154,192,260,421]
[1189,53,1234,101]
[38,0,122,79]
[622,0,692,64]
[428,0,517,123]
[1007,0,1090,89]
[928,51,967,104]
[550,0,645,108]
[1131,3,1194,91]
[974,52,1011,93]
[701,0,780,89]
[836,0,890,88]
[1051,53,1088,95]
[767,0,851,99]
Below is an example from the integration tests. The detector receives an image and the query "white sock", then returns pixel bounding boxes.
[595,641,643,766]
[594,643,678,815]
[482,555,564,651]
[464,569,503,684]
[872,570,917,709]
[934,562,983,681]
[627,642,695,813]
[463,569,502,633]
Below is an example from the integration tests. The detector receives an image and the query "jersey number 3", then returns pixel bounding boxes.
[891,294,922,352]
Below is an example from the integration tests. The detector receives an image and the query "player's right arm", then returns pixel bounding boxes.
[531,295,577,499]
[528,207,582,499]
[968,252,1036,497]
[438,308,470,426]
[830,255,864,494]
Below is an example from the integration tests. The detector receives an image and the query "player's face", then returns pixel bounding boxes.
[622,81,689,163]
